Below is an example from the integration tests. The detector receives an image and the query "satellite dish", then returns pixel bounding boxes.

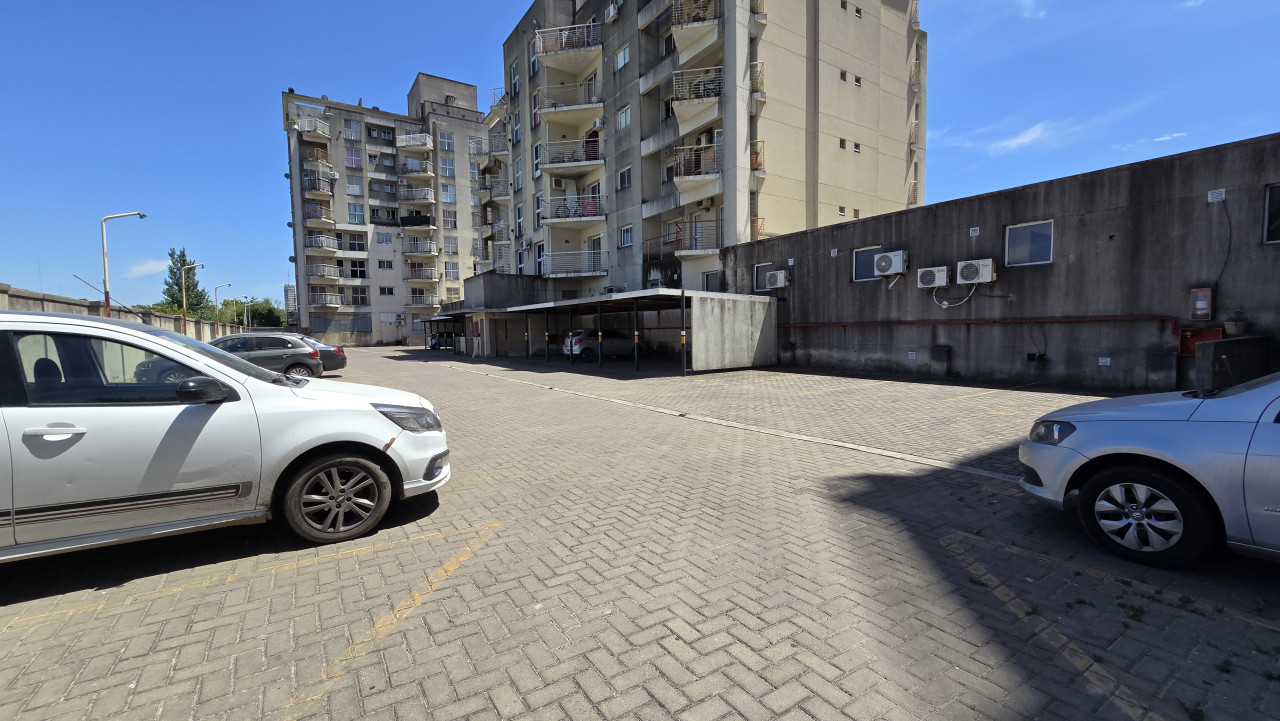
[288,256,296,263]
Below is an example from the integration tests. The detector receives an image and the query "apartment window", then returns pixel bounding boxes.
[513,111,521,143]
[840,70,847,81]
[472,212,482,228]
[442,209,458,229]
[514,158,524,190]
[856,6,862,18]
[615,44,630,71]
[378,260,393,269]
[441,184,456,203]
[441,157,455,177]
[703,271,720,291]
[852,246,881,282]
[841,0,847,8]
[753,263,773,292]
[616,105,631,130]
[379,286,394,296]
[346,177,363,195]
[371,207,383,221]
[516,204,524,236]
[470,162,479,180]
[517,250,525,274]
[532,142,542,176]
[854,76,862,87]
[444,236,458,254]
[510,62,519,95]
[839,206,847,217]
[350,260,367,279]
[534,192,544,228]
[663,97,674,120]
[529,39,540,76]
[471,193,480,206]
[376,232,392,244]
[382,156,394,167]
[853,143,861,153]
[346,148,362,169]
[662,32,675,57]
[618,225,633,248]
[369,127,379,139]
[839,138,846,149]
[617,165,632,190]
[348,234,367,251]
[368,154,378,165]
[383,183,395,193]
[1005,220,1054,266]
[445,262,460,280]
[664,161,676,183]
[350,287,368,305]
[1266,184,1280,243]
[348,203,365,224]
[381,130,392,140]
[344,119,360,136]
[447,287,460,302]
[439,131,454,151]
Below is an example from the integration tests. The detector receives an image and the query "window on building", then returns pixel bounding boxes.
[617,165,632,190]
[346,177,363,196]
[376,232,392,244]
[378,259,393,269]
[616,105,631,130]
[371,207,383,220]
[382,156,394,167]
[703,271,720,291]
[529,39,540,76]
[369,127,379,139]
[513,111,521,143]
[517,250,525,274]
[344,119,360,137]
[514,158,524,191]
[534,192,544,228]
[368,154,378,165]
[445,261,460,280]
[350,260,367,279]
[1266,184,1280,243]
[664,161,676,183]
[472,212,481,228]
[439,131,454,151]
[1005,220,1054,266]
[618,225,633,247]
[854,75,862,86]
[663,97,674,120]
[381,130,392,140]
[383,183,395,193]
[441,157,455,177]
[532,142,542,176]
[615,44,630,71]
[379,286,394,296]
[348,203,365,224]
[516,204,524,236]
[510,62,520,95]
[441,184,456,203]
[346,148,362,169]
[442,209,458,229]
[839,138,846,149]
[839,206,847,217]
[444,236,458,254]
[753,263,773,292]
[662,32,676,57]
[840,70,847,81]
[856,6,862,18]
[350,287,369,305]
[852,246,880,282]
[470,162,479,180]
[347,234,366,251]
[853,143,861,153]
[447,287,460,302]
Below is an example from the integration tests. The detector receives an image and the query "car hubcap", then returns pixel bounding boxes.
[289,367,311,377]
[1094,483,1183,552]
[299,466,378,533]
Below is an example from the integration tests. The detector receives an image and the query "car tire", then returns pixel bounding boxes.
[580,347,597,362]
[1077,465,1216,567]
[285,364,313,377]
[282,453,392,543]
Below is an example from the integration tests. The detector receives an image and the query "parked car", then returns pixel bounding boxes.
[562,329,637,362]
[210,333,324,377]
[1019,371,1280,567]
[286,334,347,372]
[0,311,451,563]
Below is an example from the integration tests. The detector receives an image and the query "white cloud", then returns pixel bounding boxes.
[1152,132,1187,142]
[122,259,169,278]
[1016,0,1047,18]
[989,121,1052,154]
[1178,0,1206,8]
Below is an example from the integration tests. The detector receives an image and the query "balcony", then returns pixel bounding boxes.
[752,216,766,241]
[398,160,434,179]
[302,176,334,198]
[533,23,602,74]
[398,186,436,206]
[642,220,723,262]
[404,267,440,284]
[306,263,341,279]
[303,204,335,226]
[671,66,723,133]
[406,294,439,308]
[672,144,723,205]
[304,234,340,254]
[472,242,492,262]
[539,250,608,278]
[489,88,508,114]
[750,0,768,37]
[910,60,921,92]
[296,117,330,141]
[309,292,343,307]
[671,0,723,62]
[400,215,437,230]
[477,174,511,203]
[909,120,921,150]
[542,194,605,227]
[541,138,605,177]
[750,139,765,190]
[909,179,919,206]
[481,220,508,240]
[302,148,331,168]
[750,61,766,116]
[403,239,438,258]
[534,82,603,125]
[396,132,434,152]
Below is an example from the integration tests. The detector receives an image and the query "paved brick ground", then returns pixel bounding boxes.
[2,349,1279,721]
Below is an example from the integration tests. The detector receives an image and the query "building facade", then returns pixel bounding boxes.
[282,76,489,345]
[473,0,926,302]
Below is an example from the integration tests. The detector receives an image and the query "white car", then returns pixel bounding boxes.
[1019,371,1280,567]
[0,312,451,562]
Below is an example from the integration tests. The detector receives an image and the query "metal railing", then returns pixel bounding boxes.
[643,220,725,261]
[534,22,602,54]
[750,140,764,170]
[400,215,436,228]
[751,217,765,240]
[472,242,491,261]
[398,161,434,175]
[544,194,605,221]
[672,67,723,102]
[750,0,765,12]
[482,221,509,239]
[909,120,920,147]
[309,292,343,305]
[489,88,508,112]
[404,267,440,281]
[488,133,510,154]
[543,138,604,165]
[910,60,921,91]
[477,173,511,195]
[396,132,434,150]
[296,117,330,136]
[403,239,437,255]
[407,294,439,306]
[467,137,486,157]
[302,177,333,194]
[398,187,436,203]
[304,204,334,221]
[302,148,331,165]
[750,61,765,93]
[908,179,919,205]
[306,264,341,278]
[673,0,723,25]
[304,234,340,251]
[535,82,602,110]
[539,250,608,275]
[671,144,723,177]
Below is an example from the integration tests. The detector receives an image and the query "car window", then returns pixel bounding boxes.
[214,337,251,353]
[254,337,287,351]
[13,332,199,405]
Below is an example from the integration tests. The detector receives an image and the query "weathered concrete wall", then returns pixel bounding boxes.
[458,271,558,310]
[692,295,777,370]
[0,284,243,342]
[722,133,1280,390]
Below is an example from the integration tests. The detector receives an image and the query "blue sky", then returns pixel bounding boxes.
[1,0,1276,307]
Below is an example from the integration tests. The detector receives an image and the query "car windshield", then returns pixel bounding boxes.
[1210,370,1280,398]
[143,329,282,383]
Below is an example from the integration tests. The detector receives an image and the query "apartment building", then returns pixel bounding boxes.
[281,76,489,344]
[472,0,926,298]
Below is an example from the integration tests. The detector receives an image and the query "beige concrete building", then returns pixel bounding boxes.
[473,0,926,297]
[281,76,489,344]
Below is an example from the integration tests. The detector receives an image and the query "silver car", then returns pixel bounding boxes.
[1020,371,1280,567]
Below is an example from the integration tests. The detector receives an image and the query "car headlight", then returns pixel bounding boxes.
[373,403,442,432]
[1028,421,1076,446]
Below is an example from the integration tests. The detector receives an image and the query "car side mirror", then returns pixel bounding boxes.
[176,376,232,404]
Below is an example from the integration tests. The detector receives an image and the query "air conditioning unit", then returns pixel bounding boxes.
[765,270,789,289]
[397,178,408,185]
[956,258,996,284]
[591,116,606,130]
[551,177,566,190]
[873,250,908,276]
[696,132,713,146]
[605,3,619,22]
[328,171,340,179]
[396,231,404,237]
[917,266,950,288]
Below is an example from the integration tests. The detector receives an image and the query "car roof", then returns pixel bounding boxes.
[0,311,180,337]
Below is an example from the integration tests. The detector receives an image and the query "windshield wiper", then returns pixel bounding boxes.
[1183,388,1222,399]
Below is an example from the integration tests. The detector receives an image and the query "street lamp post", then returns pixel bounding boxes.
[100,211,146,317]
[181,262,204,335]
[236,296,251,329]
[213,283,231,328]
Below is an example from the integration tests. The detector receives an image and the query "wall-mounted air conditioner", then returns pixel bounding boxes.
[551,178,566,190]
[956,258,996,284]
[765,270,789,289]
[328,171,340,179]
[917,266,950,288]
[397,178,408,185]
[874,250,908,276]
[591,116,606,130]
[605,3,619,22]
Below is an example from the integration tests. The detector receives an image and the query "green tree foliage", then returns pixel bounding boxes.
[217,297,283,327]
[160,248,212,316]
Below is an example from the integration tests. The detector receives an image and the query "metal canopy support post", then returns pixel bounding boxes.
[525,312,530,360]
[597,303,603,369]
[633,299,640,372]
[680,289,687,377]
[544,310,550,363]
[568,307,574,366]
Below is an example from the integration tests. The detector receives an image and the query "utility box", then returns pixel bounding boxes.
[1178,327,1222,357]
[1195,336,1269,390]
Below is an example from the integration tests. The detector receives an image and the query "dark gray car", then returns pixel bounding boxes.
[286,334,347,372]
[209,333,324,377]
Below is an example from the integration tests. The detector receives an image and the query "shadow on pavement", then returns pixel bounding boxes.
[378,347,690,379]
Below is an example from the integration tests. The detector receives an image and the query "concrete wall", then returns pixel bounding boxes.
[722,133,1280,390]
[692,294,776,370]
[0,284,245,343]
[458,271,559,310]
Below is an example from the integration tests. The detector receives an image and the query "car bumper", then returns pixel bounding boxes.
[1018,439,1089,510]
[388,430,451,499]
[323,357,348,371]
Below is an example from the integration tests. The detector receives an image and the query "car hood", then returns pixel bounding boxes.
[1038,391,1203,423]
[289,377,432,409]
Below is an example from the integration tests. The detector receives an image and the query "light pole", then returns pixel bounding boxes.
[181,262,204,335]
[236,296,251,329]
[100,211,146,317]
[213,283,231,328]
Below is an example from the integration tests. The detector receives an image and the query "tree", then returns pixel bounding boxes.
[161,248,212,316]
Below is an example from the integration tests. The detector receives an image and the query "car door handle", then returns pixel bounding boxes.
[24,427,88,438]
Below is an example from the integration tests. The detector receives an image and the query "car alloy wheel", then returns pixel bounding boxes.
[1091,482,1183,552]
[286,364,313,377]
[1077,465,1214,567]
[283,454,391,543]
[159,369,189,383]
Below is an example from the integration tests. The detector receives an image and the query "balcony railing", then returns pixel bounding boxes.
[750,0,766,12]
[403,239,438,255]
[302,177,333,194]
[751,217,765,240]
[472,242,491,261]
[672,67,723,102]
[309,293,343,306]
[543,194,605,221]
[673,0,723,25]
[750,61,765,93]
[296,117,330,137]
[534,22,602,54]
[304,204,334,221]
[909,120,920,148]
[750,140,764,170]
[306,264,341,278]
[400,215,436,228]
[488,133,510,154]
[398,161,434,175]
[396,132,435,150]
[543,138,604,165]
[482,220,509,239]
[304,234,340,251]
[910,60,921,91]
[909,179,919,205]
[404,267,440,282]
[489,88,508,112]
[535,82,602,110]
[302,148,331,165]
[407,294,439,306]
[642,220,724,261]
[477,173,511,195]
[672,144,723,177]
[398,187,436,203]
[539,249,608,276]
